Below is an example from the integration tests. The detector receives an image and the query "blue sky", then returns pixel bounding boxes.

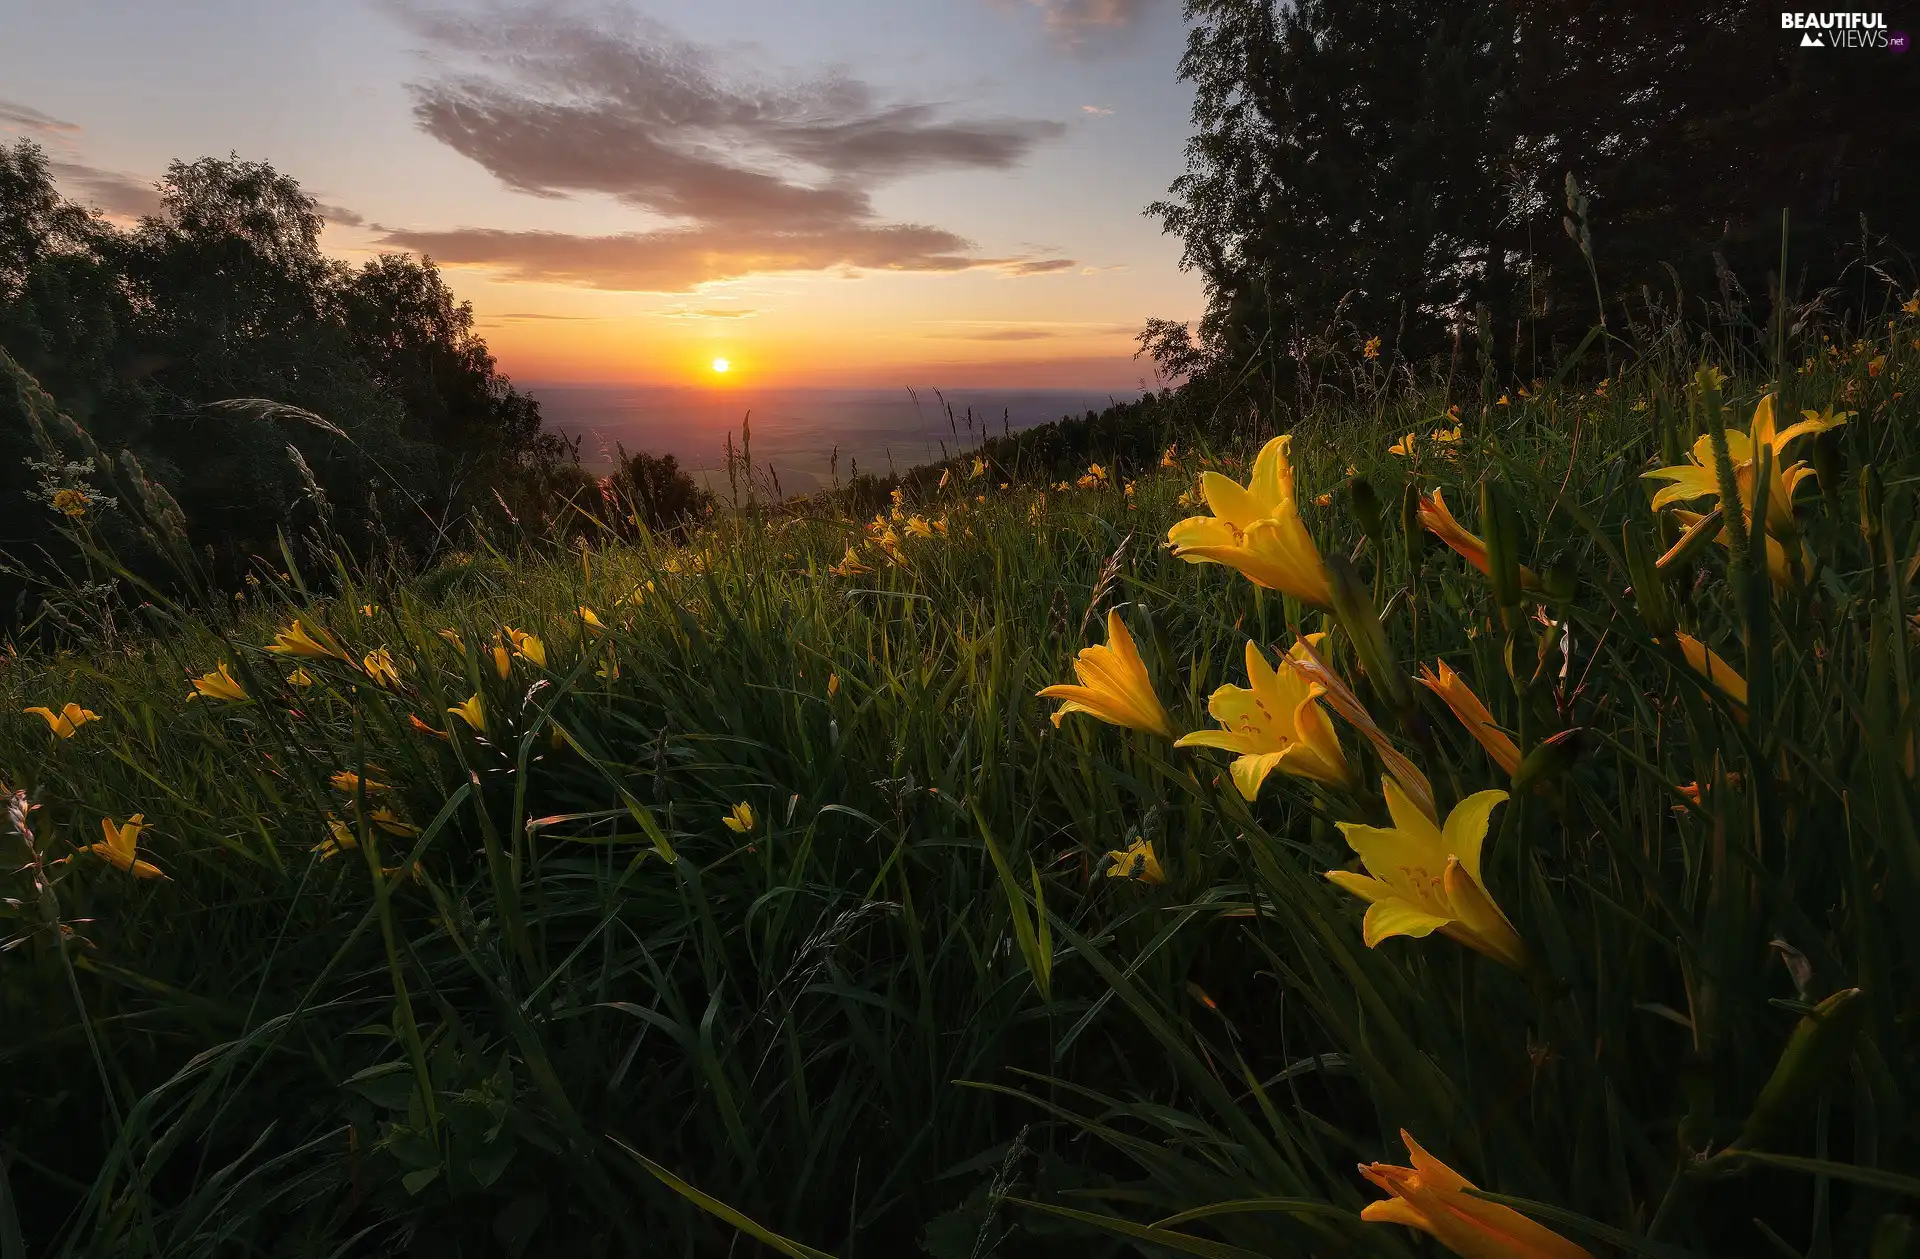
[0,0,1205,386]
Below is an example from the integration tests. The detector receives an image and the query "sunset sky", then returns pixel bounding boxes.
[0,0,1204,389]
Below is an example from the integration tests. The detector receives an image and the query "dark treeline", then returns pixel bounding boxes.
[1142,0,1918,401]
[0,142,579,623]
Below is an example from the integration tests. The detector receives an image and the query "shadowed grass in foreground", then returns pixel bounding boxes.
[3,310,1920,1257]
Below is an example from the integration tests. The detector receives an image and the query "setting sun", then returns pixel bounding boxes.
[711,357,731,374]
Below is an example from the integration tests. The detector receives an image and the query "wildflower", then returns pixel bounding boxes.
[491,636,512,680]
[1903,295,1920,315]
[1676,632,1748,713]
[267,619,348,661]
[828,673,840,697]
[371,808,419,837]
[579,605,605,633]
[361,604,379,617]
[723,801,755,833]
[829,546,872,577]
[905,515,935,539]
[1643,393,1845,538]
[1417,491,1540,589]
[314,816,356,860]
[1360,1130,1594,1259]
[25,702,99,739]
[1389,433,1417,457]
[407,713,449,740]
[1315,492,1333,508]
[286,668,315,688]
[1077,463,1108,490]
[1869,355,1887,378]
[1417,661,1520,775]
[505,628,546,668]
[1327,779,1527,971]
[52,487,89,518]
[187,662,247,703]
[1160,445,1178,468]
[448,694,486,733]
[1175,641,1351,798]
[596,656,621,682]
[1363,336,1381,360]
[1166,435,1334,607]
[971,456,987,479]
[1105,838,1166,884]
[1431,424,1462,444]
[330,770,393,794]
[1496,394,1510,406]
[361,648,400,689]
[1038,609,1177,740]
[87,814,166,879]
[437,628,466,653]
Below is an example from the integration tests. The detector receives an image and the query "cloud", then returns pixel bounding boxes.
[993,0,1158,48]
[1080,104,1114,116]
[997,257,1077,276]
[375,2,1068,290]
[658,306,760,320]
[0,98,80,135]
[931,320,1139,340]
[317,202,366,228]
[47,160,163,219]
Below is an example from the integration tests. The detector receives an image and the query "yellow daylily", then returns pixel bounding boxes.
[437,628,467,654]
[1416,491,1539,589]
[287,668,315,689]
[448,694,487,734]
[361,648,400,689]
[1361,1130,1594,1259]
[314,816,357,860]
[187,662,247,703]
[722,801,755,833]
[1675,632,1748,714]
[330,770,393,794]
[938,468,952,490]
[1038,609,1177,739]
[595,656,621,682]
[407,712,449,740]
[1175,640,1352,798]
[491,635,513,680]
[579,605,605,633]
[370,808,419,837]
[266,619,348,661]
[970,456,987,478]
[1327,779,1526,971]
[1642,393,1846,535]
[88,814,166,879]
[1166,434,1334,607]
[505,627,546,668]
[52,487,90,518]
[904,515,935,539]
[1416,661,1520,775]
[1670,505,1802,587]
[1105,838,1166,884]
[25,702,100,739]
[827,673,841,697]
[829,545,872,577]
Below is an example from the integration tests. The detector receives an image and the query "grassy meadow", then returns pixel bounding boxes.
[4,307,1920,1258]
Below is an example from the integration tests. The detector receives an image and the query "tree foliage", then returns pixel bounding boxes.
[1147,0,1920,393]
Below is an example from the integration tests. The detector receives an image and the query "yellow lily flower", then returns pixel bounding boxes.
[1160,445,1178,468]
[904,515,935,539]
[361,648,401,689]
[1417,491,1539,588]
[1642,393,1846,535]
[1432,424,1462,443]
[827,673,841,697]
[314,816,357,860]
[1166,435,1334,607]
[186,662,248,703]
[448,694,487,734]
[1327,779,1526,971]
[1361,1129,1594,1259]
[437,628,467,653]
[1416,661,1520,775]
[1389,432,1416,456]
[829,545,872,577]
[371,808,419,837]
[25,702,100,739]
[1675,632,1748,715]
[938,468,952,490]
[407,712,450,740]
[722,801,755,833]
[1175,640,1351,798]
[266,619,348,661]
[330,770,393,794]
[88,814,166,879]
[1669,505,1802,586]
[596,656,621,682]
[579,605,605,633]
[491,635,513,680]
[1105,837,1166,884]
[286,668,315,689]
[971,456,988,478]
[506,627,546,668]
[1038,609,1177,739]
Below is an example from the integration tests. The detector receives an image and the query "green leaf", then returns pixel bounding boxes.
[613,1139,842,1259]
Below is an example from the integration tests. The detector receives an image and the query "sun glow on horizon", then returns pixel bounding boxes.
[711,356,731,374]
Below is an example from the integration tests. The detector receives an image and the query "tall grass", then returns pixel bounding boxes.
[3,301,1918,1257]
